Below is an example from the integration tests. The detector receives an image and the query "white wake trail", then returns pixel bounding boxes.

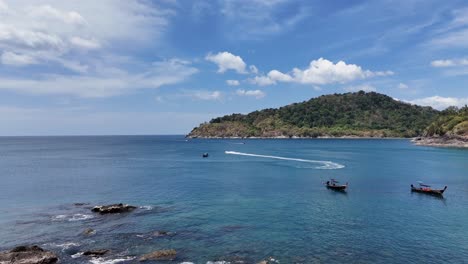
[225,151,344,169]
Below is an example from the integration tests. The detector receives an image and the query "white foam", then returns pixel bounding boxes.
[52,214,94,222]
[69,214,94,221]
[71,252,83,258]
[225,151,344,169]
[207,262,230,264]
[45,242,79,251]
[52,215,67,221]
[89,257,135,264]
[180,262,195,264]
[139,205,153,210]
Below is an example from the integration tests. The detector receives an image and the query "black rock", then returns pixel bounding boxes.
[91,203,137,214]
[82,228,96,235]
[0,245,58,264]
[83,249,109,256]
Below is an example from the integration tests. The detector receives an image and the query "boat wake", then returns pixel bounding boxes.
[225,151,344,169]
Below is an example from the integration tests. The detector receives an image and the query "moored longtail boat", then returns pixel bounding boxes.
[411,183,447,196]
[325,179,348,191]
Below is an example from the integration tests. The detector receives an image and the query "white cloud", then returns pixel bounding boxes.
[344,84,376,92]
[0,0,8,12]
[205,51,247,74]
[398,83,409,89]
[268,69,294,82]
[220,0,309,40]
[408,96,468,110]
[0,59,198,97]
[433,29,468,48]
[0,1,188,97]
[251,75,276,86]
[69,37,100,50]
[28,5,87,25]
[431,60,455,67]
[236,89,265,99]
[0,24,65,50]
[226,79,240,86]
[0,2,173,65]
[191,90,223,101]
[313,85,322,91]
[430,9,468,49]
[450,8,468,28]
[251,58,393,86]
[431,58,468,67]
[250,69,293,86]
[1,51,37,66]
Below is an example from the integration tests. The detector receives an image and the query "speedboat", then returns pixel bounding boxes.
[325,179,348,191]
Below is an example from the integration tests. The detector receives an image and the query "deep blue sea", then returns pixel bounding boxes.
[0,136,467,264]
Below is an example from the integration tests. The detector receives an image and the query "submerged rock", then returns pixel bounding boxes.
[91,203,137,214]
[82,249,109,256]
[257,257,280,264]
[74,202,89,206]
[0,245,58,264]
[139,249,177,261]
[82,228,96,236]
[152,230,176,237]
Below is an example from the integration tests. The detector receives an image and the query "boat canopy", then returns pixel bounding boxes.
[417,181,431,187]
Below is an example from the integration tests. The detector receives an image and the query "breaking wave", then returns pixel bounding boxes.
[89,257,135,264]
[52,214,94,222]
[225,151,344,169]
[44,242,79,252]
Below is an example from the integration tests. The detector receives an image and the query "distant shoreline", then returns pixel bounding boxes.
[187,136,407,139]
[412,137,468,148]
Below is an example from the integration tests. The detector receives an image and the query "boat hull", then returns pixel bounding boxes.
[411,185,447,196]
[326,184,347,191]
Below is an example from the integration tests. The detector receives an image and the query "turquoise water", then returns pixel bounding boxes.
[0,136,467,263]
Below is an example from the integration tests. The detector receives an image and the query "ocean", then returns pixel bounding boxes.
[0,136,467,263]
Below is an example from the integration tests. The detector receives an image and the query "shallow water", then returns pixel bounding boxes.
[0,136,467,263]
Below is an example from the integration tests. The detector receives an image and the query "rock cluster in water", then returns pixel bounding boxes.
[139,249,177,261]
[91,203,137,214]
[0,246,58,264]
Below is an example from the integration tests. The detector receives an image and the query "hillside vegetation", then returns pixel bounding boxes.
[424,106,468,138]
[188,91,439,138]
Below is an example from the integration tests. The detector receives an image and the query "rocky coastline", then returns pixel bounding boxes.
[412,136,468,148]
[187,135,406,139]
[2,203,281,264]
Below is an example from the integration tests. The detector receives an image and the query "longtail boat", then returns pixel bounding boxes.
[411,183,447,196]
[325,179,348,191]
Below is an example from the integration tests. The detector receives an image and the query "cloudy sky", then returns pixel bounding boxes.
[1,0,467,135]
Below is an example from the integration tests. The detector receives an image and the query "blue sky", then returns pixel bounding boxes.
[0,0,467,135]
